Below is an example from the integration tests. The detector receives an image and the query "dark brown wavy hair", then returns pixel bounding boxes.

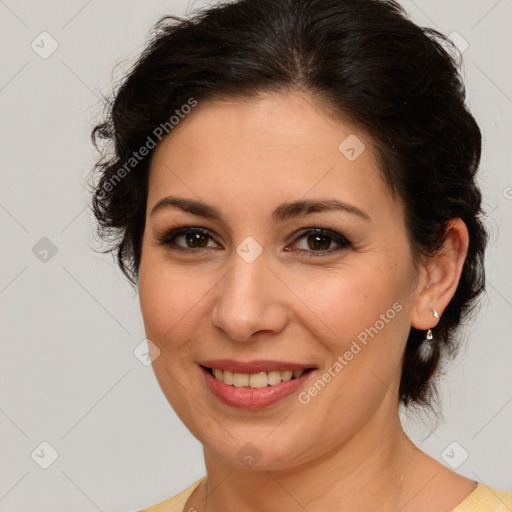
[88,0,488,408]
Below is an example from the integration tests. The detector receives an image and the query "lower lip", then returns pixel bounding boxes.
[201,366,313,409]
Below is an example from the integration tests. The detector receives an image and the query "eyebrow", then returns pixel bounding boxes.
[150,196,371,222]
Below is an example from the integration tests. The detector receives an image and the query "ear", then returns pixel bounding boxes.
[410,218,469,330]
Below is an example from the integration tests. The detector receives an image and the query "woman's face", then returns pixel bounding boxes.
[138,92,424,470]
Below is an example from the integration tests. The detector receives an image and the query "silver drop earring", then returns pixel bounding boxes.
[418,308,439,362]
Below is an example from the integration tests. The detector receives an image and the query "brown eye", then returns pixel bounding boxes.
[183,232,209,248]
[306,233,332,251]
[287,228,351,256]
[158,227,219,250]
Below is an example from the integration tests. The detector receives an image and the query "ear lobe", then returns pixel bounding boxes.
[410,218,469,330]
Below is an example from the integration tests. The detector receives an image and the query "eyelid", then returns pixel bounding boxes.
[157,225,352,255]
[156,226,221,249]
[286,227,352,255]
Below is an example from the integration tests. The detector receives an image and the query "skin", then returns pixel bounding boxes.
[138,91,476,511]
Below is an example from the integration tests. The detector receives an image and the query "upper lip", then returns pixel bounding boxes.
[199,359,316,373]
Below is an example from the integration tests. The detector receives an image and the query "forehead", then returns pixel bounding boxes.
[147,92,397,221]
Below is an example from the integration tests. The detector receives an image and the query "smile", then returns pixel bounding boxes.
[209,368,305,388]
[199,360,316,409]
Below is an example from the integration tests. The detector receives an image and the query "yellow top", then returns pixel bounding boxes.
[139,478,512,512]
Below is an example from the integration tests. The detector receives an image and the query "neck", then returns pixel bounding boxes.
[199,403,419,512]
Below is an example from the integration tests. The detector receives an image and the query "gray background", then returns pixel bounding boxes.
[0,0,511,510]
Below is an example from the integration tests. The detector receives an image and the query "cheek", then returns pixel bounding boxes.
[289,260,411,400]
[138,270,170,342]
[138,254,226,373]
[138,261,195,352]
[288,262,405,343]
[293,269,409,432]
[137,262,205,416]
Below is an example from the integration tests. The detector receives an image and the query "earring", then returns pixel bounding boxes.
[418,308,439,362]
[418,329,434,361]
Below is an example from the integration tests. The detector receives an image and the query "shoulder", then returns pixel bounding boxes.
[136,479,512,511]
[138,477,206,512]
[451,483,512,512]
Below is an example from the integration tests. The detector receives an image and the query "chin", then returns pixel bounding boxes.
[198,427,318,472]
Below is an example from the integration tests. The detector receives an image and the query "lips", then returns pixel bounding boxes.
[199,359,316,409]
[199,359,313,373]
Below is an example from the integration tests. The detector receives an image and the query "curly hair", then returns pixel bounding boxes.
[88,0,488,407]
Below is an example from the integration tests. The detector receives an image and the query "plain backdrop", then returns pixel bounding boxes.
[0,0,511,510]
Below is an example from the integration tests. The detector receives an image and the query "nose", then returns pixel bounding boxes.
[210,252,288,343]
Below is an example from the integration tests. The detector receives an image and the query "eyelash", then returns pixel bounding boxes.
[156,226,352,257]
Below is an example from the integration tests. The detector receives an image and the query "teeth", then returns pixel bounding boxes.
[223,370,234,385]
[210,368,305,388]
[281,370,293,381]
[249,372,268,388]
[267,370,282,386]
[233,373,249,387]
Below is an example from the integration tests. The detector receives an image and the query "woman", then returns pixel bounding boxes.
[89,0,511,510]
